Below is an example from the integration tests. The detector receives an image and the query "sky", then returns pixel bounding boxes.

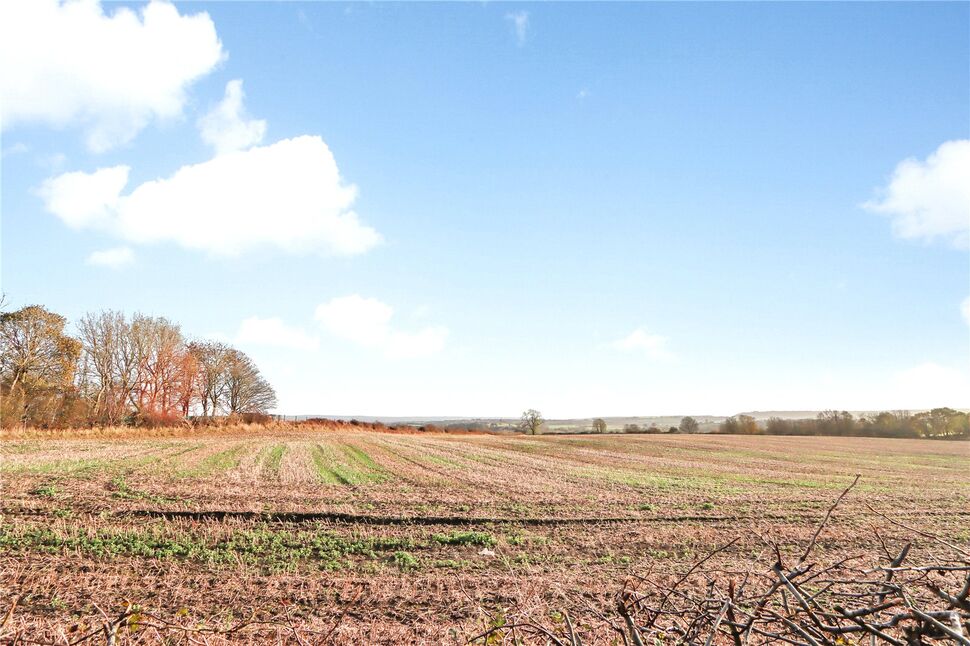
[1,1,968,418]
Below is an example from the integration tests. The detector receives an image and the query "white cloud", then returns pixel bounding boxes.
[962,297,970,326]
[0,0,224,152]
[315,295,448,359]
[892,362,970,409]
[315,295,393,348]
[576,88,589,100]
[612,328,672,360]
[198,80,266,155]
[39,165,129,229]
[505,11,529,45]
[863,140,970,249]
[86,246,134,269]
[235,316,319,351]
[39,135,381,256]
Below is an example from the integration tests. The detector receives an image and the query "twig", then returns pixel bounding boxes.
[799,474,860,564]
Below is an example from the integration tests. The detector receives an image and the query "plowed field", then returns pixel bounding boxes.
[2,429,967,643]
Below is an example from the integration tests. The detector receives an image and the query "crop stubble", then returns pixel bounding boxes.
[1,429,967,643]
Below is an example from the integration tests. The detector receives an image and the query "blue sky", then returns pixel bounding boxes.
[2,1,968,417]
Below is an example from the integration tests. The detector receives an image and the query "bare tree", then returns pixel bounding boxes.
[127,315,188,422]
[173,350,199,417]
[77,310,143,424]
[77,310,117,423]
[817,409,854,435]
[678,416,699,434]
[77,313,275,424]
[520,409,544,435]
[591,418,607,433]
[189,341,231,418]
[719,414,758,434]
[5,304,280,428]
[223,349,277,415]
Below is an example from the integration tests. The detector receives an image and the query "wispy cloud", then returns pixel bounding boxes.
[611,328,672,360]
[86,246,134,269]
[315,295,448,359]
[505,11,529,46]
[296,8,314,31]
[1,142,28,157]
[235,316,319,351]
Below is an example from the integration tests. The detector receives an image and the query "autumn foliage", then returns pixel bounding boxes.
[1,305,276,428]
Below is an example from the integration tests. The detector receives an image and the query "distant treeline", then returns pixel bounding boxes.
[1,304,276,428]
[718,410,968,439]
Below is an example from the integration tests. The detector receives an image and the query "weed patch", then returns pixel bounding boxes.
[31,483,60,498]
[393,550,418,570]
[263,445,286,476]
[0,522,429,572]
[432,531,496,547]
[108,476,177,504]
[310,443,384,485]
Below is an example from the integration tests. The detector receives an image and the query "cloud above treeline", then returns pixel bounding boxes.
[39,136,382,257]
[17,2,382,260]
[235,317,320,351]
[0,0,224,152]
[222,298,448,359]
[315,295,448,359]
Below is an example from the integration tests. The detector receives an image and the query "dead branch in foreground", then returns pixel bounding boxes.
[471,475,970,645]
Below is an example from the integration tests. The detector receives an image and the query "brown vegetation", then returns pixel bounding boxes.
[1,305,276,429]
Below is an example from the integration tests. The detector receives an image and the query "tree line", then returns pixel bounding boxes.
[0,304,277,428]
[719,409,968,439]
[620,416,701,434]
[525,410,967,439]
